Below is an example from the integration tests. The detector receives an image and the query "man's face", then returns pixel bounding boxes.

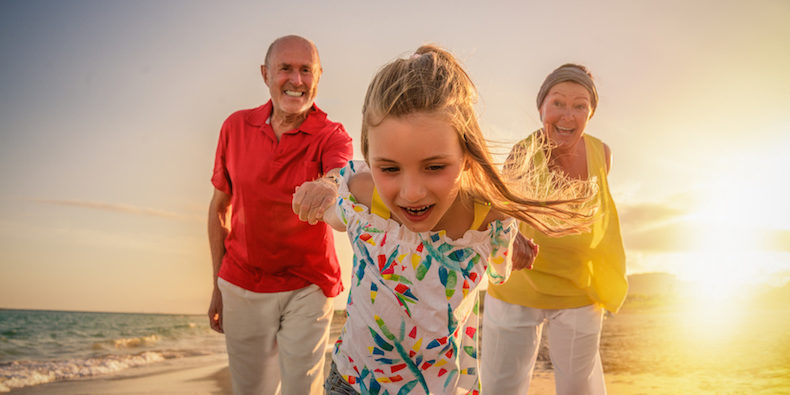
[262,38,322,117]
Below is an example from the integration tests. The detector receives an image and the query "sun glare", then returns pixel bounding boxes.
[678,172,788,290]
[678,180,768,344]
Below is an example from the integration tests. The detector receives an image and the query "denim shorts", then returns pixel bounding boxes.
[324,361,359,395]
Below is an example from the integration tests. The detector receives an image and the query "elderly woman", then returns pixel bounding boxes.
[481,64,627,395]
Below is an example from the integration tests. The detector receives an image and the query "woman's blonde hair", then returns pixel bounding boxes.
[360,44,594,236]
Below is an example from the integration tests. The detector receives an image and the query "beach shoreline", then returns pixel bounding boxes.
[8,354,231,394]
[6,356,641,395]
[7,304,790,394]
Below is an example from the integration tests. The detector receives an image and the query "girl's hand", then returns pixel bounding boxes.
[512,233,539,270]
[292,177,338,225]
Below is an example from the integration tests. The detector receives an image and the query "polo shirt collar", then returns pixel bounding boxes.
[245,100,328,135]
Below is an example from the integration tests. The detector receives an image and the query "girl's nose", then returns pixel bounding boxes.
[399,174,426,203]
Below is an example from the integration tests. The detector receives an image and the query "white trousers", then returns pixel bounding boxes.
[481,294,605,395]
[218,278,333,395]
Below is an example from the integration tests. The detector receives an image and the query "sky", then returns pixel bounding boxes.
[1,0,788,314]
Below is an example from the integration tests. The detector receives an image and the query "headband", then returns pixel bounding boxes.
[536,65,598,117]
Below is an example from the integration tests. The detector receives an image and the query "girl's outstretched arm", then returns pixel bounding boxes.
[477,210,539,271]
[292,168,346,231]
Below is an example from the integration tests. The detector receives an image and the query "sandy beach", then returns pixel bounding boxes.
[5,356,635,395]
[9,302,790,394]
[8,354,232,394]
[8,357,734,395]
[0,313,642,395]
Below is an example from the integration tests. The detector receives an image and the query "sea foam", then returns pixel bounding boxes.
[0,310,226,392]
[0,351,166,392]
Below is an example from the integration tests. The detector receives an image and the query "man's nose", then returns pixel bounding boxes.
[288,70,303,86]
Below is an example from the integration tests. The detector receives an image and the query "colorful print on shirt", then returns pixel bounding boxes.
[332,161,516,395]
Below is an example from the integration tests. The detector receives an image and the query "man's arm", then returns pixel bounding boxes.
[292,168,346,231]
[207,188,231,333]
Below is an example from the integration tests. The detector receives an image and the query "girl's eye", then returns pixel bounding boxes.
[380,166,399,173]
[426,165,445,172]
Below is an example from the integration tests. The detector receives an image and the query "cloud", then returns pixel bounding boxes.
[618,201,687,232]
[32,199,202,223]
[618,200,790,253]
[622,222,701,252]
[757,229,790,252]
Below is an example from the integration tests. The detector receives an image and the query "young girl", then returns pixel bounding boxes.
[292,45,593,395]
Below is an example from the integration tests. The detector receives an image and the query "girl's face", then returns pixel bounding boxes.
[367,112,466,233]
[539,81,592,151]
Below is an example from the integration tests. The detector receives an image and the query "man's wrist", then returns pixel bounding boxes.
[319,171,340,188]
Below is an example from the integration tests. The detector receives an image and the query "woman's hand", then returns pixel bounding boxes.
[512,233,539,270]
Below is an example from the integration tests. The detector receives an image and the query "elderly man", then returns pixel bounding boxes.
[207,35,352,395]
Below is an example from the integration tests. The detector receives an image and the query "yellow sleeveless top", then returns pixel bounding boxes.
[487,134,628,313]
[371,188,491,231]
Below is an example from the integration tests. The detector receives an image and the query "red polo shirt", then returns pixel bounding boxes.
[211,101,353,297]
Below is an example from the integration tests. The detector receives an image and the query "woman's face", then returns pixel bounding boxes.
[366,112,466,233]
[539,81,593,151]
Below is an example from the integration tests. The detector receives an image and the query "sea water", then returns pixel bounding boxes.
[0,309,225,392]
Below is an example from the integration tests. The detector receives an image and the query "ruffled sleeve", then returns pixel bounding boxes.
[486,218,518,285]
[334,160,370,227]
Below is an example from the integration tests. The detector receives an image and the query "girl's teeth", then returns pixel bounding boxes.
[406,206,429,214]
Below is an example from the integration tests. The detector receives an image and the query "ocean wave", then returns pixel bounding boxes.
[91,334,160,351]
[0,351,167,392]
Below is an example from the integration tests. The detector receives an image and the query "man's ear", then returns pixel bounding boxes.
[261,65,270,86]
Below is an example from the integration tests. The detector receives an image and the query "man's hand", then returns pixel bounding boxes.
[512,233,539,270]
[208,286,223,333]
[292,177,338,225]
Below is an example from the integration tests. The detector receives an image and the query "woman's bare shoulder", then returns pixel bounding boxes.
[479,208,510,230]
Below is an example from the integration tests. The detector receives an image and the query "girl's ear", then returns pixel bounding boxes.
[464,155,473,171]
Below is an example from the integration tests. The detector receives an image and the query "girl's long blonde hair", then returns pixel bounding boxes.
[360,44,595,236]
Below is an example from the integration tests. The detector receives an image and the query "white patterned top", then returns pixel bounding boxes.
[332,161,517,395]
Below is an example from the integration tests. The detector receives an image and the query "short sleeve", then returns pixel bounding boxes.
[486,219,517,285]
[211,119,232,195]
[320,124,353,173]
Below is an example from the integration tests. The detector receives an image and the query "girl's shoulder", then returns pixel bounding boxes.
[339,160,374,207]
[348,171,374,208]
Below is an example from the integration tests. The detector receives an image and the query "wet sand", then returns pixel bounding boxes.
[11,305,790,394]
